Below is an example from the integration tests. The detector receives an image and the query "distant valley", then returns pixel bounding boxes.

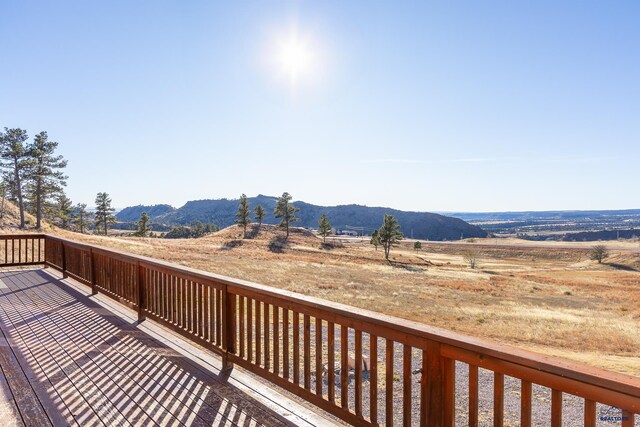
[447,209,640,241]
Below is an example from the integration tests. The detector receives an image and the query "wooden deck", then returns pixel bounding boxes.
[0,268,337,427]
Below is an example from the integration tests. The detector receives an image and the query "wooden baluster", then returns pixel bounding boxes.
[621,410,634,427]
[136,262,145,322]
[551,389,562,427]
[256,302,262,366]
[264,303,271,371]
[283,309,289,379]
[178,277,184,329]
[583,399,595,427]
[293,311,300,384]
[174,276,179,325]
[327,322,335,402]
[494,372,504,427]
[61,242,67,278]
[385,339,393,426]
[444,358,455,427]
[341,325,349,410]
[469,365,479,427]
[246,298,253,361]
[355,330,363,416]
[222,287,235,370]
[230,293,237,353]
[182,278,188,330]
[303,314,311,390]
[370,335,378,424]
[239,295,245,359]
[195,280,199,332]
[206,285,212,341]
[151,270,158,316]
[89,248,97,295]
[191,280,197,333]
[169,274,174,323]
[273,305,280,375]
[403,345,411,425]
[216,288,222,344]
[316,317,323,396]
[201,283,206,336]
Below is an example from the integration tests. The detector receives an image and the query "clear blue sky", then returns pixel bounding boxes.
[1,1,638,212]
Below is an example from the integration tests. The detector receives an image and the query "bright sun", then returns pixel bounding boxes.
[269,30,318,88]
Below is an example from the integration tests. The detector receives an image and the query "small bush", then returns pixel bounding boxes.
[589,245,609,263]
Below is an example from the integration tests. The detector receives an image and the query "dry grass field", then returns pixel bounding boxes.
[21,221,635,378]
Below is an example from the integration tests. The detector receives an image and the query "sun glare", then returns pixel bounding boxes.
[266,28,321,90]
[278,36,313,84]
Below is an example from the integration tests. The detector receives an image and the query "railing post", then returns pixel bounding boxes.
[425,341,455,427]
[61,242,68,279]
[221,284,236,372]
[137,261,145,322]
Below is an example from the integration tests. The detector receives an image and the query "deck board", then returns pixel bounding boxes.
[0,269,336,427]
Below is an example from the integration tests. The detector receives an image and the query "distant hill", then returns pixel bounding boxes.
[116,204,176,222]
[116,195,487,241]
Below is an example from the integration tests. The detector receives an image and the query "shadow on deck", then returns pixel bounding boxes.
[0,268,335,427]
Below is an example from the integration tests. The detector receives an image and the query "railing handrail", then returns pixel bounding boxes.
[16,233,637,396]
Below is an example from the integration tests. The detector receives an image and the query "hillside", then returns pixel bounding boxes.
[116,195,487,241]
[116,204,176,222]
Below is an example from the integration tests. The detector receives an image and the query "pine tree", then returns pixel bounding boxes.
[318,214,331,243]
[254,205,265,227]
[0,128,29,228]
[378,214,403,260]
[24,131,68,229]
[72,203,90,233]
[94,192,116,235]
[235,194,251,238]
[370,229,380,251]
[134,211,151,237]
[414,241,422,252]
[56,194,73,229]
[274,192,300,239]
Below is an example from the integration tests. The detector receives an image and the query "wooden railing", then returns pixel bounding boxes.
[2,233,639,426]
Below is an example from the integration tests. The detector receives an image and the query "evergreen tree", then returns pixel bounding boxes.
[24,131,68,229]
[134,211,151,237]
[235,194,251,238]
[0,128,29,228]
[274,192,299,239]
[72,203,90,233]
[56,194,74,229]
[378,214,403,260]
[414,241,422,252]
[318,214,331,243]
[94,192,116,235]
[370,229,380,251]
[254,204,265,227]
